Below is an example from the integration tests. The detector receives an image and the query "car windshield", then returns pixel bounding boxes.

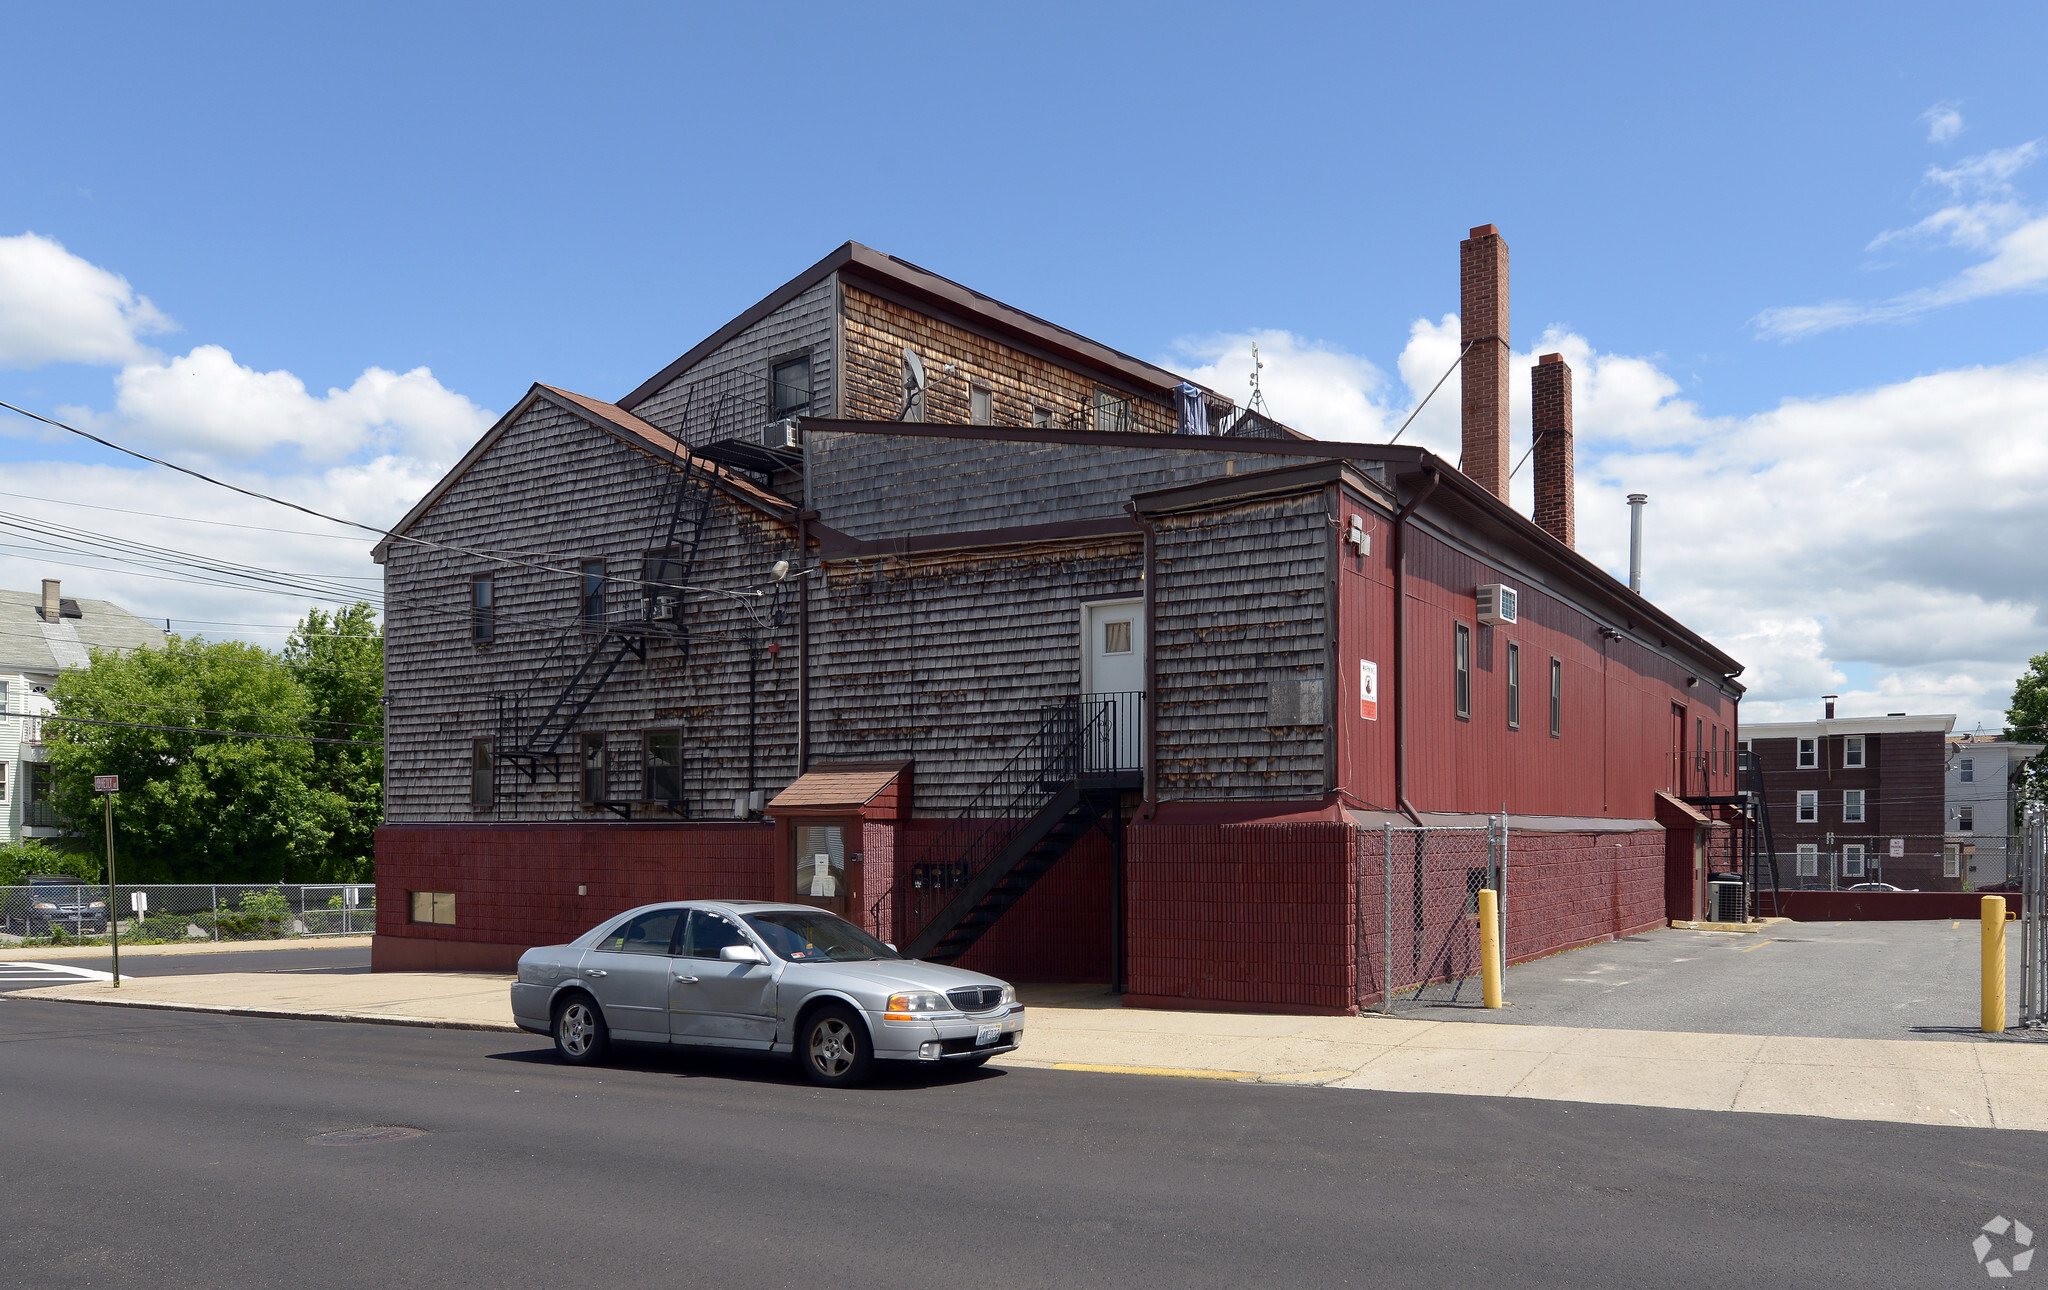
[742,910,898,963]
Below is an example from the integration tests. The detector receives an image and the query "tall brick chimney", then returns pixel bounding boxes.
[1531,353,1574,548]
[1460,224,1510,498]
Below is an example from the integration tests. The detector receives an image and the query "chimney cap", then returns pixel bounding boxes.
[1466,223,1500,239]
[1539,352,1565,365]
[1627,493,1648,504]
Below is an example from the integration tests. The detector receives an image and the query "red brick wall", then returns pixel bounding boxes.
[1776,889,2001,921]
[374,823,777,969]
[1531,354,1575,548]
[1502,830,1666,964]
[880,819,1113,983]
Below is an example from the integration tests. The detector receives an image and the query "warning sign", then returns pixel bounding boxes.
[1359,660,1379,722]
[1889,837,1904,859]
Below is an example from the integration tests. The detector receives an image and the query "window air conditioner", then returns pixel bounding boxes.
[650,594,679,623]
[762,418,801,450]
[1476,583,1519,627]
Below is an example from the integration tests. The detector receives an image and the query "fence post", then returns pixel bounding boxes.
[211,885,219,941]
[1382,822,1394,1017]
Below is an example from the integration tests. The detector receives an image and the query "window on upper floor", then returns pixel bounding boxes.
[581,732,607,805]
[580,560,606,627]
[471,738,494,808]
[645,730,682,805]
[1844,735,1865,768]
[772,355,812,418]
[1797,737,1816,768]
[471,574,495,643]
[1549,657,1562,738]
[1506,642,1521,730]
[1843,789,1865,823]
[1960,758,1974,783]
[1093,387,1133,435]
[970,382,993,426]
[1454,623,1472,721]
[1796,790,1818,823]
[1958,805,1974,832]
[1031,405,1053,429]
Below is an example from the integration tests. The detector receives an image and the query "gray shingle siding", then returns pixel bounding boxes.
[630,277,838,448]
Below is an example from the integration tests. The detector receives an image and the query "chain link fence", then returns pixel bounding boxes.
[0,882,375,945]
[1356,820,1505,1013]
[2021,805,2044,1030]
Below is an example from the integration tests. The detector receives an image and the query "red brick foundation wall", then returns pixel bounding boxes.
[1502,830,1665,965]
[373,823,777,971]
[1776,889,2005,921]
[880,820,1113,983]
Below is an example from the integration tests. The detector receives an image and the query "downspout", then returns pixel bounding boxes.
[797,509,814,775]
[1393,468,1441,827]
[1124,501,1160,820]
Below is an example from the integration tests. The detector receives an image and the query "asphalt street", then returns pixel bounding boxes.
[1,999,2039,1288]
[1412,921,2025,1040]
[0,945,369,992]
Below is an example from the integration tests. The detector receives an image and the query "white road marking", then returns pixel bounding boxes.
[3,962,116,983]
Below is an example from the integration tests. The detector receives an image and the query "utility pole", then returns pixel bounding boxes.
[95,775,119,986]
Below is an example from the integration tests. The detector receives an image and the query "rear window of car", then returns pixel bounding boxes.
[595,909,681,955]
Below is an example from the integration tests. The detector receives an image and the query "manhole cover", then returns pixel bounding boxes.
[306,1126,427,1146]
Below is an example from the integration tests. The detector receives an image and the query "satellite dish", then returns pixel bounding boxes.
[770,559,791,582]
[904,348,927,390]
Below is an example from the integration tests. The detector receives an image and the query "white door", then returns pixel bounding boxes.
[1082,601,1145,770]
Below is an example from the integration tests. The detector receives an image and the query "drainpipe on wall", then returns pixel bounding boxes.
[797,509,815,775]
[1393,468,1441,827]
[1124,502,1159,820]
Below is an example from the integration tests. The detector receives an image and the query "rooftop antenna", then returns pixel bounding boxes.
[1246,342,1271,418]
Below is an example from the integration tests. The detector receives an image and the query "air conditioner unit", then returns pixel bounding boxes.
[1476,583,1518,626]
[1708,880,1746,924]
[762,418,801,450]
[650,594,679,623]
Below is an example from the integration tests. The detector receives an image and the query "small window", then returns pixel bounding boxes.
[610,908,682,956]
[1842,789,1865,823]
[645,730,682,804]
[1842,844,1866,878]
[1093,387,1132,435]
[684,910,750,959]
[1506,642,1521,730]
[1549,657,1561,738]
[581,733,607,805]
[1958,805,1974,832]
[1796,737,1816,769]
[772,355,812,417]
[1796,844,1819,877]
[1796,790,1818,823]
[1103,620,1133,654]
[1031,405,1053,429]
[471,574,495,643]
[1944,845,1960,879]
[1454,623,1471,721]
[580,560,605,626]
[1960,758,1974,783]
[471,737,494,808]
[409,891,456,925]
[0,762,7,801]
[1844,735,1865,768]
[970,383,993,426]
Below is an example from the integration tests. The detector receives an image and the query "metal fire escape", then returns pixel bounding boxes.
[1683,749,1783,919]
[872,693,1144,967]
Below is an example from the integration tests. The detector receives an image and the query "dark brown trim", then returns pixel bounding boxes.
[1133,459,1396,516]
[1322,481,1340,797]
[809,516,1141,561]
[800,416,1417,463]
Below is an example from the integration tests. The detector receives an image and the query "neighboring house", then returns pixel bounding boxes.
[1,580,166,846]
[1741,705,1955,891]
[373,231,1748,1011]
[1945,734,2044,887]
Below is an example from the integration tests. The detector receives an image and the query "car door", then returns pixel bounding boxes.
[580,908,684,1042]
[670,910,777,1049]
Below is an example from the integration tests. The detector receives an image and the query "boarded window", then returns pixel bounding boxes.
[471,574,494,643]
[1506,642,1520,730]
[1031,405,1053,429]
[410,891,456,925]
[471,737,493,808]
[645,730,682,804]
[581,733,607,805]
[1454,623,1471,720]
[970,383,992,425]
[1102,620,1132,654]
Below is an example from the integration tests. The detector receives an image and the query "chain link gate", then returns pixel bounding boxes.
[1356,819,1506,1014]
[2022,803,2045,1030]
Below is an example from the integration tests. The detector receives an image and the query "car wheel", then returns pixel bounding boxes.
[799,1004,873,1088]
[553,995,610,1065]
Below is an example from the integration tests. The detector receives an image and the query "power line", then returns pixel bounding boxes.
[0,489,377,541]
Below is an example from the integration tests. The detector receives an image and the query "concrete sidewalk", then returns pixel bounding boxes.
[10,969,2045,1131]
[0,936,371,962]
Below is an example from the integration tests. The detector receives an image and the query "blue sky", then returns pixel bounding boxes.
[3,3,2045,729]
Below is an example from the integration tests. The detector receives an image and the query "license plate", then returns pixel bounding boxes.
[976,1024,1001,1046]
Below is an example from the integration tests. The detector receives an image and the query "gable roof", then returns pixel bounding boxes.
[371,384,794,564]
[0,589,164,674]
[616,241,1227,414]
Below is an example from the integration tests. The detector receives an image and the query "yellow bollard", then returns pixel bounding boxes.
[1982,896,2007,1034]
[1479,888,1503,1009]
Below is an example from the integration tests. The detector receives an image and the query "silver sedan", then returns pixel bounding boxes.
[510,900,1024,1087]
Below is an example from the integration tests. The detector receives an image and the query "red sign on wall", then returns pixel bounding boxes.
[1359,660,1379,722]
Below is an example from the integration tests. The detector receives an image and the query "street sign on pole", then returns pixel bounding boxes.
[94,775,118,792]
[98,777,119,987]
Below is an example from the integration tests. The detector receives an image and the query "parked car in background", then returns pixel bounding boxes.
[511,900,1023,1087]
[1845,882,1911,893]
[9,875,110,937]
[1974,879,2023,894]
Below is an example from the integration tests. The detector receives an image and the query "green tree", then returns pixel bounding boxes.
[0,839,98,885]
[41,630,359,883]
[282,603,383,882]
[2007,648,2048,807]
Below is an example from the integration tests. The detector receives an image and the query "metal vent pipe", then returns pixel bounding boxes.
[1627,493,1648,595]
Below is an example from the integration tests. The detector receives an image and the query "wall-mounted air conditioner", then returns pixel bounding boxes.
[1476,583,1519,626]
[762,418,801,450]
[650,594,679,623]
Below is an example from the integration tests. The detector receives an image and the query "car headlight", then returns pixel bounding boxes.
[88,902,105,910]
[33,902,56,911]
[1000,983,1017,1007]
[883,991,950,1019]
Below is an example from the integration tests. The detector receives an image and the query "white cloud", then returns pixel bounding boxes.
[1157,324,2048,731]
[1757,141,2048,339]
[0,232,175,369]
[1167,329,1398,442]
[93,343,494,465]
[1922,101,1964,145]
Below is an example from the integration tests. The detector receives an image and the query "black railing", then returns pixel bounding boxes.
[873,691,1143,942]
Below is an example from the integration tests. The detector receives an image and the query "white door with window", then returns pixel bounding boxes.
[1082,600,1145,771]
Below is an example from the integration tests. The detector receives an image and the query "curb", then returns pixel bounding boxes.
[4,991,522,1035]
[0,937,374,963]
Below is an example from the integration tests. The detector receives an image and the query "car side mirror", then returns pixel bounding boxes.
[720,944,767,965]
[885,943,898,953]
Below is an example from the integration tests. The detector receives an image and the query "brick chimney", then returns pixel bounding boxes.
[41,578,61,623]
[1531,353,1574,548]
[1460,224,1510,498]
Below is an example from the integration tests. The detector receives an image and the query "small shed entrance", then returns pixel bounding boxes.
[765,762,910,922]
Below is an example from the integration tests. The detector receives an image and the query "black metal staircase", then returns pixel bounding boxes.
[883,692,1143,965]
